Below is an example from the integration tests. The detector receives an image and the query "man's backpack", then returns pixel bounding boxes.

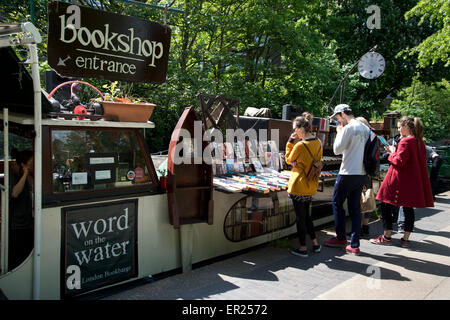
[302,142,323,183]
[363,128,380,177]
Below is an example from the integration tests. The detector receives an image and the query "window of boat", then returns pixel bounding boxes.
[51,128,153,193]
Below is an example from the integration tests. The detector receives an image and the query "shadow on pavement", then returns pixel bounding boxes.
[159,246,411,300]
[434,194,450,205]
[98,194,450,300]
[366,251,450,278]
[410,227,450,244]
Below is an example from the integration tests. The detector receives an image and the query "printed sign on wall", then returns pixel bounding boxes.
[61,199,138,297]
[48,1,171,84]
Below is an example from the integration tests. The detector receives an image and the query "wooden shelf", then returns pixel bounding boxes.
[167,107,214,229]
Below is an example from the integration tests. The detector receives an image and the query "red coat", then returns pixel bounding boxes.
[376,136,434,208]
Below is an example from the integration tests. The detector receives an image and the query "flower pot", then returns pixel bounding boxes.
[100,101,156,122]
[371,122,384,130]
[160,176,168,192]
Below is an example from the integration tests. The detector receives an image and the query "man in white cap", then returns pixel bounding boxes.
[324,104,370,255]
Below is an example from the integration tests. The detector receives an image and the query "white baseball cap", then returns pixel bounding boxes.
[330,104,352,119]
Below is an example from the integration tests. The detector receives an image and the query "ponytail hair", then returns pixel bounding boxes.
[413,117,424,141]
[301,112,314,124]
[398,116,424,140]
[293,116,312,133]
[356,117,370,128]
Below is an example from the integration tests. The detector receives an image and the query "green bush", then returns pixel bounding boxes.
[389,79,450,142]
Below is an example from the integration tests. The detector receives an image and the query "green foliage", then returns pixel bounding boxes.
[0,132,33,160]
[102,81,122,101]
[0,0,448,153]
[405,0,450,68]
[318,0,449,119]
[389,78,450,142]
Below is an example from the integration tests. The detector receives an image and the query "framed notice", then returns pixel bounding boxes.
[86,153,118,184]
[61,199,138,298]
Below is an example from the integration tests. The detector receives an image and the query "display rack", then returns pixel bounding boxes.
[223,191,296,242]
[167,106,214,229]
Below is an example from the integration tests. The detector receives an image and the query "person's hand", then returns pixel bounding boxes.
[22,163,29,176]
[291,161,297,168]
[386,145,396,154]
[290,131,298,140]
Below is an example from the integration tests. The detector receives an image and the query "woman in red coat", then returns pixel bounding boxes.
[371,116,433,248]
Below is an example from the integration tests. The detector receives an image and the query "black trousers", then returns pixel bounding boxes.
[380,202,415,233]
[8,228,34,272]
[291,198,316,246]
[430,157,443,196]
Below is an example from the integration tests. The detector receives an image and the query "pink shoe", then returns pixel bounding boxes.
[324,237,347,248]
[370,235,393,246]
[346,245,361,255]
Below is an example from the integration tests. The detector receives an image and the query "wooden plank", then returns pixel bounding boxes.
[167,107,214,228]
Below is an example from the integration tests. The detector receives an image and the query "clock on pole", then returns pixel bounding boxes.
[327,46,385,112]
[358,51,385,79]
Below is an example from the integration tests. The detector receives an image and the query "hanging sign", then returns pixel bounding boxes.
[61,199,138,297]
[47,1,171,84]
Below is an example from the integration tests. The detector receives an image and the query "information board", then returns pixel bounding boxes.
[61,199,138,298]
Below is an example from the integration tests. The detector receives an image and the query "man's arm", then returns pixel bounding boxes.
[333,126,349,155]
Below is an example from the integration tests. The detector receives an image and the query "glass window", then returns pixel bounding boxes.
[0,132,33,160]
[51,129,152,193]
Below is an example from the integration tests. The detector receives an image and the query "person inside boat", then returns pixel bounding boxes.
[8,149,34,271]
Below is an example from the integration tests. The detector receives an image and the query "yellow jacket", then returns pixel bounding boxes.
[285,138,323,196]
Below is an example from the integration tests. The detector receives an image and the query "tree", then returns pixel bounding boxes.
[317,0,448,119]
[1,0,448,152]
[388,78,450,142]
[405,0,450,68]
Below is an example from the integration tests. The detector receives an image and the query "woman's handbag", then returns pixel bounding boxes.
[360,186,376,213]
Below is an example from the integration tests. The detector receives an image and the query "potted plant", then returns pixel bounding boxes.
[157,168,168,192]
[96,81,156,122]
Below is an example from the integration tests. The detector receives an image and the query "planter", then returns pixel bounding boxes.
[160,176,168,192]
[370,122,384,130]
[100,101,156,122]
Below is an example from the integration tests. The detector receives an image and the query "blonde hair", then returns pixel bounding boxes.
[398,116,424,140]
[356,117,370,128]
[293,116,312,133]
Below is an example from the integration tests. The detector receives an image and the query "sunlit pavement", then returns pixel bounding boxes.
[100,191,450,300]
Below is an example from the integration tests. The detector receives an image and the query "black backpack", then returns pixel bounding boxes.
[363,128,380,177]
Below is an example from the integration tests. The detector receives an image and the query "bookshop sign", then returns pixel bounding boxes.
[61,199,138,297]
[48,1,171,84]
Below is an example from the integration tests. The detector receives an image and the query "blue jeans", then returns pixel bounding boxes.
[332,174,366,248]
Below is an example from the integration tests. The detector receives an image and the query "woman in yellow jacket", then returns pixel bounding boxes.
[285,116,323,257]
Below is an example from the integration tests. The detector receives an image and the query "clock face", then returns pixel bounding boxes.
[358,52,385,79]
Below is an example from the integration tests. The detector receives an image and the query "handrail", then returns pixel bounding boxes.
[1,108,9,276]
[48,80,105,100]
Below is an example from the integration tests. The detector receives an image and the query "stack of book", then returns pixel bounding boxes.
[320,170,339,177]
[322,156,342,162]
[213,170,292,194]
